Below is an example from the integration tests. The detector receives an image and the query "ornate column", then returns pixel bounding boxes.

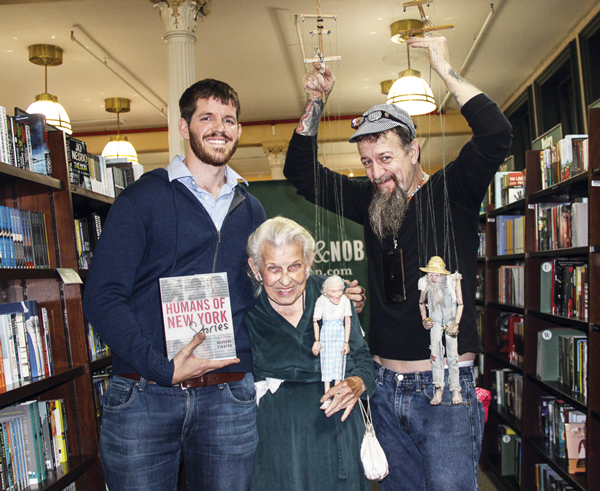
[152,0,211,161]
[262,142,288,180]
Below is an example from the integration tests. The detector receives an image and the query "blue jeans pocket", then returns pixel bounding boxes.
[224,374,256,405]
[103,376,138,411]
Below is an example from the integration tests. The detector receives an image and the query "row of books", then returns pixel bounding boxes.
[0,399,69,488]
[73,213,103,271]
[535,200,588,252]
[86,323,110,362]
[539,395,586,472]
[540,259,588,321]
[475,266,485,300]
[496,215,525,255]
[492,171,525,209]
[477,224,486,257]
[0,107,52,176]
[0,205,51,270]
[92,370,110,421]
[490,368,523,419]
[497,313,524,369]
[536,327,587,397]
[498,264,524,307]
[498,424,521,480]
[536,463,577,490]
[539,134,588,190]
[0,301,54,388]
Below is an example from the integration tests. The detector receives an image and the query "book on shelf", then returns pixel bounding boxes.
[535,199,588,251]
[498,424,518,476]
[13,113,52,176]
[86,322,111,361]
[497,264,524,306]
[0,205,51,270]
[66,136,91,190]
[539,134,588,189]
[0,301,53,386]
[159,272,236,361]
[495,215,524,255]
[536,327,586,382]
[565,421,586,474]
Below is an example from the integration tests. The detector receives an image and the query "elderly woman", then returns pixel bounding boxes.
[246,217,375,490]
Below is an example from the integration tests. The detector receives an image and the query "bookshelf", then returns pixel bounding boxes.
[0,125,110,490]
[480,107,600,490]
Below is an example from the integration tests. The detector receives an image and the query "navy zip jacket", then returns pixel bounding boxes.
[83,168,266,386]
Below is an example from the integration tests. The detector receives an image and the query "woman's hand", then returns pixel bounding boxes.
[321,375,366,422]
[312,341,322,356]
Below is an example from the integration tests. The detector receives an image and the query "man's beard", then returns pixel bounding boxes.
[189,130,239,167]
[368,176,409,240]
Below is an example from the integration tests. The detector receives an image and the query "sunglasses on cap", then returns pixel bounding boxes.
[350,110,409,130]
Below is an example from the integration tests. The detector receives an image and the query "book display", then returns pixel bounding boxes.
[480,106,600,490]
[0,124,111,489]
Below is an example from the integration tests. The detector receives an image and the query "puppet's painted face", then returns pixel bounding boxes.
[258,241,311,308]
[428,272,445,283]
[325,284,345,305]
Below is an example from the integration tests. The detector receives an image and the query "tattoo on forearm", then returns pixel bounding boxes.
[448,68,474,107]
[296,99,325,136]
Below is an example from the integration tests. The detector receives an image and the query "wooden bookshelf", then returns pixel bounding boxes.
[0,125,110,490]
[480,107,600,490]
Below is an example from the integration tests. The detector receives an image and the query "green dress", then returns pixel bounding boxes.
[246,275,376,490]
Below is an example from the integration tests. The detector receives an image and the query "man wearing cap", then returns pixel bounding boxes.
[284,35,512,489]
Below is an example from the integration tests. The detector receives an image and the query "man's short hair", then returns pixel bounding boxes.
[179,79,241,124]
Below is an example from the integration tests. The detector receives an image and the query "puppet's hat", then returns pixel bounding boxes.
[419,256,450,275]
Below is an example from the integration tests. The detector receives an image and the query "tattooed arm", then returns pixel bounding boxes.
[407,36,482,108]
[296,62,336,136]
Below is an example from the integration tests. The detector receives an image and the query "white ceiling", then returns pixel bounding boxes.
[1,0,599,178]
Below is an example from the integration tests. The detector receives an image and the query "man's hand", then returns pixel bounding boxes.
[302,62,335,100]
[422,317,434,330]
[321,375,366,422]
[171,332,240,385]
[344,279,366,313]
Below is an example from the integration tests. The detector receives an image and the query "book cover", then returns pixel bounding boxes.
[160,272,236,361]
[498,424,517,476]
[66,136,90,189]
[565,422,586,474]
[14,113,52,176]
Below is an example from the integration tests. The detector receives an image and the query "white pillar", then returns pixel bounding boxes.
[262,143,288,180]
[152,0,212,161]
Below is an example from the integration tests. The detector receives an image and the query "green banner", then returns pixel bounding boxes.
[248,180,371,336]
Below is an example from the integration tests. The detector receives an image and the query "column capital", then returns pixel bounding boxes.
[152,0,211,39]
[262,142,289,156]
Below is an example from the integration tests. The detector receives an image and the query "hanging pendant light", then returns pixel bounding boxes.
[101,98,139,163]
[26,44,72,135]
[383,20,436,116]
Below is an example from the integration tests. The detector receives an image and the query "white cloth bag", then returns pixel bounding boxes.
[359,397,389,481]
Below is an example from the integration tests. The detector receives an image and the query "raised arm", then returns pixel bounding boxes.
[296,62,336,136]
[406,36,482,108]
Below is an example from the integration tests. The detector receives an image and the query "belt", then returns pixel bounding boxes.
[119,372,245,389]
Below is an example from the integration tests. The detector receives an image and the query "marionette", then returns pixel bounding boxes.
[418,256,464,405]
[312,275,352,409]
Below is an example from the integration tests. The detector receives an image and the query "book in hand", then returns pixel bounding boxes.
[160,272,236,361]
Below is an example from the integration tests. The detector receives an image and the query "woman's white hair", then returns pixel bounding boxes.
[321,275,345,295]
[246,216,315,294]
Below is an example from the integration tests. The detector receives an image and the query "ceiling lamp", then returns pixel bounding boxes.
[26,44,72,135]
[101,98,139,163]
[384,20,436,116]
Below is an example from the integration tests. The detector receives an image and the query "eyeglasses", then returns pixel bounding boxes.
[351,110,410,130]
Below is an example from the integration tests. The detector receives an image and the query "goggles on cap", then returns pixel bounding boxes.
[351,110,409,130]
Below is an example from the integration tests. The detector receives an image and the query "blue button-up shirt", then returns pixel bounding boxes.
[166,155,248,231]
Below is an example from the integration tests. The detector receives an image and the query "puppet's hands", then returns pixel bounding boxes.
[422,317,434,330]
[321,375,366,422]
[312,341,322,356]
[302,62,335,100]
[172,332,240,385]
[345,279,366,313]
[445,323,460,336]
[341,342,350,355]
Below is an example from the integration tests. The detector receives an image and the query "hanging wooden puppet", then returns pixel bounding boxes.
[418,256,464,405]
[312,275,352,409]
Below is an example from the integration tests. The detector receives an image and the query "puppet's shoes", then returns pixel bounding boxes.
[430,389,443,405]
[451,390,463,405]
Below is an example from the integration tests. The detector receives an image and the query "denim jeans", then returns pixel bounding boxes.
[99,373,258,491]
[371,362,485,490]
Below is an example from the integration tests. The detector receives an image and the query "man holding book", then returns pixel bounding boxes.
[284,35,512,489]
[84,79,264,491]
